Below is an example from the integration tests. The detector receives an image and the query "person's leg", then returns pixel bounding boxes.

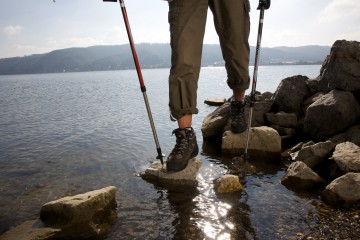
[210,0,251,133]
[166,0,208,171]
[168,0,208,120]
[233,89,246,102]
[177,114,192,129]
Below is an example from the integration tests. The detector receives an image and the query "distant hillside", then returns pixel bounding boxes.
[0,43,330,75]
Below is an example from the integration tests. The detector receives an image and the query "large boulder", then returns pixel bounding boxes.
[290,141,336,169]
[221,126,281,159]
[246,99,273,127]
[322,172,360,206]
[344,124,360,146]
[303,90,360,140]
[332,142,360,173]
[266,112,298,128]
[0,187,117,240]
[271,75,311,116]
[309,40,360,93]
[201,102,230,138]
[281,161,327,191]
[0,220,60,240]
[40,186,117,239]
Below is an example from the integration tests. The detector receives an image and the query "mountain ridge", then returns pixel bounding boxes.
[0,43,330,75]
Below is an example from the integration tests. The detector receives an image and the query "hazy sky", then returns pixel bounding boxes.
[1,0,359,58]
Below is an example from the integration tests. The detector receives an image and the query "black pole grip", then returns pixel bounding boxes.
[257,0,270,10]
[103,0,117,2]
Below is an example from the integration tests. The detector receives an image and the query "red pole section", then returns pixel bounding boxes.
[119,0,146,91]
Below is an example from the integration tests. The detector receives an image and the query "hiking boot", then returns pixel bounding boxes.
[230,100,247,133]
[166,127,199,172]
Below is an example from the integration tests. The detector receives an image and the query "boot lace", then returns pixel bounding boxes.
[231,101,246,123]
[171,129,188,156]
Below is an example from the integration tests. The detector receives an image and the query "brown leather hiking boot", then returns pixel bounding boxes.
[230,100,247,133]
[166,127,199,172]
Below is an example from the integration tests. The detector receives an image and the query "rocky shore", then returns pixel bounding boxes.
[202,40,360,207]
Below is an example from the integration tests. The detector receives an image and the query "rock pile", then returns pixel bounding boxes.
[202,40,360,207]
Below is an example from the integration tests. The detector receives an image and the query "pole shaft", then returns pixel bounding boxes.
[244,7,265,157]
[118,0,164,164]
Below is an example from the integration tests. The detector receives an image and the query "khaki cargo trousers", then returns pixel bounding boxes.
[168,0,251,120]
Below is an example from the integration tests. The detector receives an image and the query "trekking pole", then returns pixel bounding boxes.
[243,0,270,159]
[103,0,165,165]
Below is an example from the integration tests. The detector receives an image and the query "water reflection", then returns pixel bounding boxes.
[144,157,259,239]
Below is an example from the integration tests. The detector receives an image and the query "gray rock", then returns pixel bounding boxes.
[302,92,325,113]
[266,112,298,128]
[259,91,274,100]
[0,220,60,240]
[248,99,273,127]
[289,141,315,154]
[303,141,316,148]
[221,126,281,159]
[303,90,360,140]
[201,102,230,138]
[290,141,336,169]
[311,40,360,92]
[214,174,243,193]
[204,98,226,106]
[345,124,360,147]
[140,158,202,186]
[290,142,306,153]
[329,124,360,146]
[322,172,360,206]
[270,125,296,137]
[40,186,117,239]
[333,142,360,173]
[272,75,311,115]
[281,161,327,190]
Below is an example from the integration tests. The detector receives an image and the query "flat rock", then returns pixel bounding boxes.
[0,220,60,240]
[1,187,117,240]
[221,126,281,159]
[204,98,226,106]
[140,158,202,186]
[40,186,117,239]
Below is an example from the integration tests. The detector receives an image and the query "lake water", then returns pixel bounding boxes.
[0,65,324,239]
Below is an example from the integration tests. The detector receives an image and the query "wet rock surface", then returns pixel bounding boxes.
[140,158,202,187]
[0,186,117,240]
[214,174,243,193]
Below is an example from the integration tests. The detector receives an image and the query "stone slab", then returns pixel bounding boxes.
[140,158,202,186]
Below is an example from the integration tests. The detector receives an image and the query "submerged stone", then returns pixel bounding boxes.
[214,174,243,193]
